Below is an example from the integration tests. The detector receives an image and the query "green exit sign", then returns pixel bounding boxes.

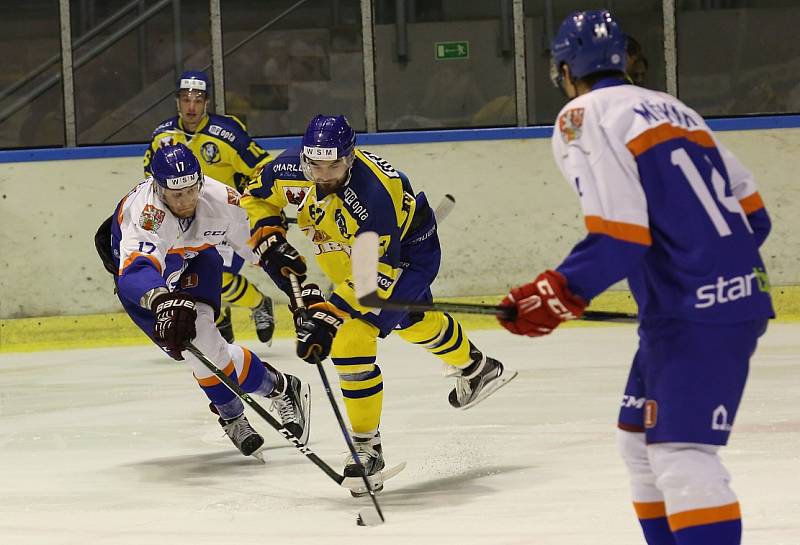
[435,41,469,60]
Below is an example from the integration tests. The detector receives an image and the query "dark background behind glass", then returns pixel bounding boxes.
[0,1,798,150]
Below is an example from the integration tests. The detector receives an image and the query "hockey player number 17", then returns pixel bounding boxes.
[670,148,751,237]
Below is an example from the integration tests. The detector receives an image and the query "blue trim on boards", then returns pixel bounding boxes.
[1,114,798,164]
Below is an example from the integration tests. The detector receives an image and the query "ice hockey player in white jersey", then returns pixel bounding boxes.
[94,143,311,458]
[498,10,773,545]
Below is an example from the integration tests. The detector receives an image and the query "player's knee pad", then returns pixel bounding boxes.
[617,429,662,502]
[184,303,230,379]
[647,442,737,513]
[331,319,378,373]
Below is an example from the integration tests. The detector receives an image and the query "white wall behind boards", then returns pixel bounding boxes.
[0,128,797,319]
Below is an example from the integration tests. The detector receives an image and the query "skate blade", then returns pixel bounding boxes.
[250,446,267,464]
[341,461,407,494]
[458,369,519,411]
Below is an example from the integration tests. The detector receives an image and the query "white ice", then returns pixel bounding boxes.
[1,325,798,544]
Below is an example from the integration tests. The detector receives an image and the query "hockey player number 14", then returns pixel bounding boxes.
[670,148,752,237]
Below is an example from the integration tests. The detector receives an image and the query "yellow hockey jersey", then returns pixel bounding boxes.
[241,148,421,312]
[144,113,271,192]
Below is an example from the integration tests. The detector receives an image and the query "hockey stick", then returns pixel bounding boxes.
[351,231,638,323]
[289,274,386,527]
[183,342,347,485]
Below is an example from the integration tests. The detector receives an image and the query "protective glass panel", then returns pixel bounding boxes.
[71,0,211,145]
[221,0,365,136]
[523,0,665,125]
[0,1,64,149]
[677,1,800,116]
[374,0,517,130]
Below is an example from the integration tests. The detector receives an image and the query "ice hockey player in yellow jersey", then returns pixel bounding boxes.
[241,114,517,496]
[144,71,275,345]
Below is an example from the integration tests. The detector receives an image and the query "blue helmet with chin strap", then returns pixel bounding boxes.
[550,9,627,87]
[301,115,356,161]
[151,143,203,191]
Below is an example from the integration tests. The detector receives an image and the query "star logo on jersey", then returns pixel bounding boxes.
[200,141,220,164]
[558,108,585,143]
[139,204,165,232]
[285,186,307,205]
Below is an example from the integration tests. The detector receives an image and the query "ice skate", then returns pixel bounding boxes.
[251,296,275,346]
[344,431,385,497]
[216,306,235,343]
[219,413,264,457]
[270,374,311,445]
[448,344,517,410]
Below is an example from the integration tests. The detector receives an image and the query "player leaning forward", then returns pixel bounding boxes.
[96,143,310,458]
[499,10,773,545]
[241,115,515,494]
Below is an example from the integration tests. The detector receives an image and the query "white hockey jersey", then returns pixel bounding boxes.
[551,79,773,323]
[111,176,257,307]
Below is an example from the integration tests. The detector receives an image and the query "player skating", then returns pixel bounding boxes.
[144,71,275,345]
[241,115,516,495]
[498,10,773,545]
[96,143,310,458]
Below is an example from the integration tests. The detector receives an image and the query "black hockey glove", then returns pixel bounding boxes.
[292,284,343,363]
[152,292,197,361]
[253,230,307,289]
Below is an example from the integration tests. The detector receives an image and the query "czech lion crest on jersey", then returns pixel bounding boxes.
[559,108,585,143]
[285,186,307,205]
[139,204,165,232]
[200,141,220,164]
[226,187,240,205]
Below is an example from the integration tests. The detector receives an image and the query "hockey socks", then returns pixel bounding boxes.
[669,503,742,545]
[634,502,676,545]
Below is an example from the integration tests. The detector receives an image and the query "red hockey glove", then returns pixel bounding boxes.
[498,270,587,337]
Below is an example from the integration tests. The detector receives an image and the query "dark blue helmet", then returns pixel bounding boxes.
[301,115,356,161]
[151,143,203,190]
[550,10,627,85]
[177,70,210,96]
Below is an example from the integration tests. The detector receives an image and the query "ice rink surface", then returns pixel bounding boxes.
[1,324,798,545]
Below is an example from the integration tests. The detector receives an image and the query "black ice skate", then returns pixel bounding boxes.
[448,344,518,410]
[218,413,264,457]
[251,296,275,345]
[269,374,311,445]
[344,431,385,497]
[216,306,235,343]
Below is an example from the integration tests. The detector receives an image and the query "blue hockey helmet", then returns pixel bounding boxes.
[301,115,356,161]
[150,143,203,190]
[176,70,210,96]
[550,9,627,86]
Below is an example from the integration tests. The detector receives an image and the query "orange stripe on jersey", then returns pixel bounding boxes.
[120,252,162,275]
[668,502,741,532]
[116,195,129,225]
[196,360,236,387]
[585,216,652,246]
[627,123,715,157]
[238,348,253,384]
[739,192,765,215]
[634,501,667,520]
